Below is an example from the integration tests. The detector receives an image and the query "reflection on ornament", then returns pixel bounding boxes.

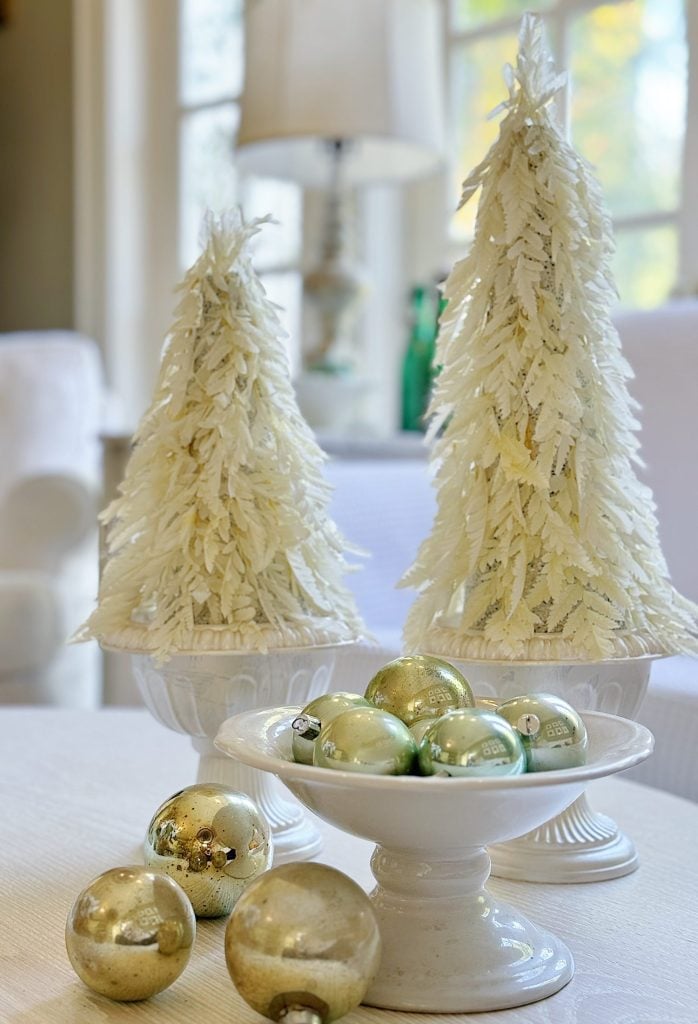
[497,693,588,772]
[292,691,370,764]
[364,655,474,726]
[65,866,195,1001]
[418,708,526,777]
[225,862,381,1023]
[314,705,417,775]
[144,783,272,917]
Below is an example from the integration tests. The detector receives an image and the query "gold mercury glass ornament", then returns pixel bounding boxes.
[292,691,370,765]
[496,692,589,771]
[144,783,272,918]
[225,862,382,1024]
[364,654,474,726]
[65,866,195,1001]
[418,708,526,777]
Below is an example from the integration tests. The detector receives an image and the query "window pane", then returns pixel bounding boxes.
[180,0,243,105]
[570,0,686,219]
[450,0,553,30]
[242,177,303,270]
[450,33,519,238]
[260,272,303,374]
[613,224,677,310]
[179,105,239,269]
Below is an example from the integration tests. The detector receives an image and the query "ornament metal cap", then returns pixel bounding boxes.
[517,713,541,737]
[292,714,322,740]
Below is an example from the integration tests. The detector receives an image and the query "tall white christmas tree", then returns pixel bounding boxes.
[79,213,365,660]
[402,14,698,662]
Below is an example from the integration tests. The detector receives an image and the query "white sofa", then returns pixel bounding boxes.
[0,333,103,706]
[326,300,698,803]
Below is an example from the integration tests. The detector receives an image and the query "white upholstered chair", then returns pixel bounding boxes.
[0,332,103,706]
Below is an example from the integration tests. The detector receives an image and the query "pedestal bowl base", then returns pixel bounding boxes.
[364,846,572,1013]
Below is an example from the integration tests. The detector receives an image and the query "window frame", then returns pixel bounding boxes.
[443,0,698,299]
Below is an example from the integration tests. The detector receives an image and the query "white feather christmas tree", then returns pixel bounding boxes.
[78,213,365,659]
[402,14,698,662]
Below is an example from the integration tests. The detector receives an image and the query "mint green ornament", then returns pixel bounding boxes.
[291,691,370,765]
[314,706,417,775]
[496,693,588,772]
[409,718,438,745]
[364,655,474,727]
[418,708,525,778]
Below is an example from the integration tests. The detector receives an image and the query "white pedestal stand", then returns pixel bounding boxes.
[365,845,572,1013]
[129,647,341,863]
[455,656,654,882]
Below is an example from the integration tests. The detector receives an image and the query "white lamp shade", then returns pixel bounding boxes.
[237,0,445,185]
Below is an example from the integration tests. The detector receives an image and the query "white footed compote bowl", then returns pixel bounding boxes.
[127,644,347,863]
[215,705,653,1014]
[454,654,657,882]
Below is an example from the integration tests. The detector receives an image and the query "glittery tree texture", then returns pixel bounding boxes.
[78,213,364,659]
[402,14,698,661]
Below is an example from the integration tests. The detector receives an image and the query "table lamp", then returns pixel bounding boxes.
[236,0,445,430]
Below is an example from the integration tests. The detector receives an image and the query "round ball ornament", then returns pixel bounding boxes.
[65,866,195,1001]
[364,655,474,726]
[475,696,501,712]
[314,705,417,775]
[497,692,588,772]
[225,862,381,1023]
[144,783,272,918]
[418,708,526,778]
[409,717,438,745]
[292,691,370,765]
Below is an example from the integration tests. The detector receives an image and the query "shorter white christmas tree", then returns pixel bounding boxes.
[402,14,698,662]
[78,213,365,660]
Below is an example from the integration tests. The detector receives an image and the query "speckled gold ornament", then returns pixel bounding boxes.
[65,866,195,1001]
[496,693,588,772]
[292,691,370,765]
[225,862,381,1023]
[364,655,474,726]
[144,783,272,918]
[314,705,417,775]
[418,708,526,777]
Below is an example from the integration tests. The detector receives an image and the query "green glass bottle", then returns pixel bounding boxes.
[401,285,437,432]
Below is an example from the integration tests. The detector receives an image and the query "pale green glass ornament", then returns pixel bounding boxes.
[291,691,370,765]
[475,696,501,712]
[314,705,417,775]
[496,693,588,772]
[409,718,438,745]
[418,708,526,778]
[364,655,474,726]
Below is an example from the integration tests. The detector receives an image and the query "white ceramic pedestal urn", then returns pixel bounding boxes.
[216,705,653,1014]
[454,655,656,882]
[129,646,342,863]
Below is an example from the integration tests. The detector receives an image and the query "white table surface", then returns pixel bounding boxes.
[1,708,697,1023]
